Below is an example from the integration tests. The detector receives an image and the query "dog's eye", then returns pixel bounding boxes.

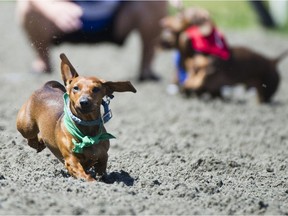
[92,87,100,93]
[73,86,79,92]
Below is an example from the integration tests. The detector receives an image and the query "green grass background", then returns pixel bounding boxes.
[169,1,288,34]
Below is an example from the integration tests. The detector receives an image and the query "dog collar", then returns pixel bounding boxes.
[63,93,113,126]
[63,110,115,154]
[63,93,115,153]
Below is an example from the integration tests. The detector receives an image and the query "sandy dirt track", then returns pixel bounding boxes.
[0,2,288,215]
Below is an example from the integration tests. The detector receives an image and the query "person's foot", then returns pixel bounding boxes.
[31,58,52,74]
[138,70,161,82]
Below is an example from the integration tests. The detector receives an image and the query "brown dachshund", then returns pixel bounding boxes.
[16,54,136,181]
[160,8,288,102]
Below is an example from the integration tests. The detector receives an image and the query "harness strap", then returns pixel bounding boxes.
[63,93,113,126]
[63,93,115,154]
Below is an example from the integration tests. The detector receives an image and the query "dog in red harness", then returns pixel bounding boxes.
[161,8,287,102]
[185,25,230,60]
[174,23,230,89]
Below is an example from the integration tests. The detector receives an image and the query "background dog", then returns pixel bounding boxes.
[160,7,288,103]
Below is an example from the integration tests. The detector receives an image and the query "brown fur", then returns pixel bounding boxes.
[16,54,136,181]
[183,47,287,102]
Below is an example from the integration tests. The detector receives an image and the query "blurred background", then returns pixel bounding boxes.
[1,2,288,215]
[170,1,288,34]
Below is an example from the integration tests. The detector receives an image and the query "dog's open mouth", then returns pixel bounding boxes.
[76,104,97,114]
[78,107,95,114]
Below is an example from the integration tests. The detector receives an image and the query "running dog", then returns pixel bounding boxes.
[16,53,136,181]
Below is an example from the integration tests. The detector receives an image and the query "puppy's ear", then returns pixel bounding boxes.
[103,81,137,95]
[60,53,79,86]
[160,16,183,32]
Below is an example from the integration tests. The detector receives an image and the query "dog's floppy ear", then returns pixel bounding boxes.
[103,81,137,95]
[160,16,183,32]
[60,53,79,86]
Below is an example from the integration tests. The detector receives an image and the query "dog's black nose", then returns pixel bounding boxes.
[79,97,90,107]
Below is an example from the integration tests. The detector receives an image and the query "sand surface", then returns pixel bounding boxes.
[1,2,288,215]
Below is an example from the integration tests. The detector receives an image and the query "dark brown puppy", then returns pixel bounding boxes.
[183,48,287,102]
[16,54,136,181]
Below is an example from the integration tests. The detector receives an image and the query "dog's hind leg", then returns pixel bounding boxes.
[16,101,46,152]
[262,72,280,103]
[255,73,279,103]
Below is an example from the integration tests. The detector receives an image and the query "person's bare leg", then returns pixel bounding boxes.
[16,1,82,73]
[114,1,167,81]
[17,2,54,73]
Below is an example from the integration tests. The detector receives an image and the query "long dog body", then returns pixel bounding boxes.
[17,54,136,181]
[183,47,286,102]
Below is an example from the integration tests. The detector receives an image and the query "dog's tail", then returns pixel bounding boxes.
[272,50,288,65]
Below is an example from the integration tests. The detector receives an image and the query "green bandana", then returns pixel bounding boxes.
[63,94,115,154]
